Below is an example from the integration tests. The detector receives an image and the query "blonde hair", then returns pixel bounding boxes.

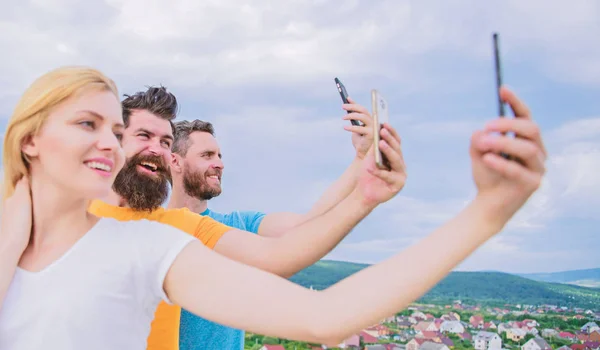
[2,66,119,200]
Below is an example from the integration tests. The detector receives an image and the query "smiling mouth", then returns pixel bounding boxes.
[85,161,112,173]
[207,175,220,184]
[139,161,159,172]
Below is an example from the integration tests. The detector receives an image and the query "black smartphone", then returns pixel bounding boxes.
[334,77,362,126]
[493,33,511,159]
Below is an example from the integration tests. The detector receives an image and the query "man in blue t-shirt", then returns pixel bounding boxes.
[167,99,374,349]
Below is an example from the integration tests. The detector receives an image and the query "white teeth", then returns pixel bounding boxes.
[86,161,111,172]
[140,162,158,171]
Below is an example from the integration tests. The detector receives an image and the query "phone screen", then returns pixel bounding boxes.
[371,89,390,169]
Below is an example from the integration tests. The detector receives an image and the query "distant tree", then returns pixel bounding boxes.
[262,336,280,345]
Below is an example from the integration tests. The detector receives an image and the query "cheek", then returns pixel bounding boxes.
[120,135,141,155]
[37,133,81,164]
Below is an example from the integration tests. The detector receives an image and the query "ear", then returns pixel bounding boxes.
[21,134,39,159]
[170,153,183,174]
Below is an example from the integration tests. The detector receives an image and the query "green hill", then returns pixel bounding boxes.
[518,268,600,288]
[289,260,600,309]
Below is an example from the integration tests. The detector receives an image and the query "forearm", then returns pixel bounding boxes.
[315,195,506,342]
[0,241,21,309]
[264,188,374,277]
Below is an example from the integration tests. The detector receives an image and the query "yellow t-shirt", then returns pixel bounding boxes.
[88,200,232,350]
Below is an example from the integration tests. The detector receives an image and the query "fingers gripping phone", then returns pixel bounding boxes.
[371,89,390,170]
[334,77,363,126]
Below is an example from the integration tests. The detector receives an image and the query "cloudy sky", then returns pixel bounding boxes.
[1,0,599,273]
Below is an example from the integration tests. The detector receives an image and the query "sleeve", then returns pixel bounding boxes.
[131,220,198,305]
[161,208,233,249]
[238,210,266,234]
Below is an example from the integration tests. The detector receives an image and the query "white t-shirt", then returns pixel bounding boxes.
[0,217,196,350]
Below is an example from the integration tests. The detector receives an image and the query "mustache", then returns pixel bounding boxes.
[129,153,168,171]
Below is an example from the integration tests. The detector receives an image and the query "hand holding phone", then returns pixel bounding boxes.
[335,77,363,126]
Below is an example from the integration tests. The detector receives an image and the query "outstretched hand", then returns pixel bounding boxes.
[470,86,547,223]
[355,123,407,207]
[342,97,374,160]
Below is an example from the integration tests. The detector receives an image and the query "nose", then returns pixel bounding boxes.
[147,141,165,157]
[97,128,122,151]
[212,158,224,170]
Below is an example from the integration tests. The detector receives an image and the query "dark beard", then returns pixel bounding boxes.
[112,153,172,211]
[182,164,222,201]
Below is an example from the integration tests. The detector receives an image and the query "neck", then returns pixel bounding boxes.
[29,174,93,249]
[167,180,208,213]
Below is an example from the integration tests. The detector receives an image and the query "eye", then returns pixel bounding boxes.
[79,120,95,129]
[161,140,171,148]
[137,132,149,139]
[114,133,123,142]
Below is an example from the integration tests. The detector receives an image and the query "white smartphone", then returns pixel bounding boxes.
[371,89,390,169]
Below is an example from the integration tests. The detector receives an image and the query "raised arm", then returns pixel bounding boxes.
[213,122,407,278]
[0,177,32,308]
[257,98,375,237]
[165,87,546,347]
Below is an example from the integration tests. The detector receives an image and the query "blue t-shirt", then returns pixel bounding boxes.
[179,208,266,350]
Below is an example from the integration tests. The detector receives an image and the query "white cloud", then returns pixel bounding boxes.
[2,0,600,111]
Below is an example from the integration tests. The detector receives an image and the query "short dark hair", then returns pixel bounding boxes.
[172,119,215,156]
[121,85,178,131]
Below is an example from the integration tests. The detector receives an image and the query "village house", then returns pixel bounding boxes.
[471,315,485,329]
[521,337,552,350]
[484,321,498,331]
[398,319,415,329]
[415,321,439,333]
[583,341,600,350]
[458,332,473,341]
[364,344,404,350]
[415,331,442,342]
[360,331,380,346]
[498,323,511,334]
[474,331,503,350]
[589,330,600,342]
[522,319,541,328]
[407,337,430,350]
[582,323,600,334]
[542,329,559,338]
[441,320,466,334]
[507,328,528,342]
[577,333,590,343]
[364,325,392,338]
[338,334,360,349]
[260,345,285,350]
[419,341,450,350]
[412,312,427,321]
[559,332,578,341]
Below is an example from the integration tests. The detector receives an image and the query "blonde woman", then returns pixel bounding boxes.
[0,66,546,349]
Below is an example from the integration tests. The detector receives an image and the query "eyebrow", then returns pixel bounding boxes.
[80,110,125,129]
[200,150,222,158]
[134,128,174,141]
